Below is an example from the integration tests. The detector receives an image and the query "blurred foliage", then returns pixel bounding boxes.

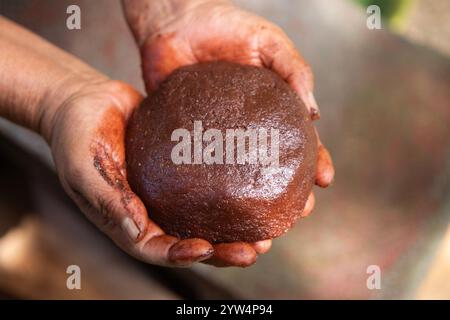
[353,0,413,28]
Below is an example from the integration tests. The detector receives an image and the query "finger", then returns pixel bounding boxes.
[64,165,151,244]
[137,234,178,266]
[251,239,272,254]
[167,238,214,267]
[72,155,209,267]
[301,192,315,218]
[316,144,334,188]
[80,116,151,242]
[258,25,319,120]
[58,106,160,260]
[141,34,194,93]
[100,81,144,119]
[67,178,214,267]
[203,242,257,267]
[313,128,334,187]
[56,99,215,267]
[68,184,213,268]
[136,235,213,267]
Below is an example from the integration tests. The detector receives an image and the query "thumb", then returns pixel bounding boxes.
[140,34,194,93]
[61,152,153,244]
[258,26,320,120]
[61,150,214,267]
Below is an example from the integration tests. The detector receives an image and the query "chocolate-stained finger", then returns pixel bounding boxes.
[139,234,179,266]
[251,239,272,254]
[204,243,257,267]
[316,144,334,188]
[258,25,319,119]
[314,128,335,188]
[168,238,214,267]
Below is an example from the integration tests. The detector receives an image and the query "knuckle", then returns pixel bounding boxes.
[65,182,96,215]
[96,197,119,230]
[65,164,84,182]
[107,80,131,94]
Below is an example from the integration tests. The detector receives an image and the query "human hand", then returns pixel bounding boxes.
[45,78,274,267]
[0,14,273,267]
[123,0,335,265]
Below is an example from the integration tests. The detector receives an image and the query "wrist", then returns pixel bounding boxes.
[0,16,110,143]
[123,0,232,47]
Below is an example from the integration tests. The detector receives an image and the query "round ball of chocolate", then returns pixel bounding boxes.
[126,62,317,243]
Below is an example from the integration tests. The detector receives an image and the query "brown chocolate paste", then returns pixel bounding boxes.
[126,62,317,243]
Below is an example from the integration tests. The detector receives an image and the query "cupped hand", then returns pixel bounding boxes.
[132,1,335,264]
[46,79,272,267]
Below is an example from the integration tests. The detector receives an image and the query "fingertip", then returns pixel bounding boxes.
[205,243,257,268]
[301,91,320,121]
[316,145,335,188]
[301,192,315,218]
[311,108,320,121]
[168,238,214,267]
[140,34,190,94]
[251,240,272,254]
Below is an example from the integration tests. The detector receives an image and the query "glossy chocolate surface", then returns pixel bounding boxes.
[126,62,317,243]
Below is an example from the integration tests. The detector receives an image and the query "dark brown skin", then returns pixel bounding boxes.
[126,62,317,243]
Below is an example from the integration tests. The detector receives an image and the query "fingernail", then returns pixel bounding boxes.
[306,91,320,120]
[122,217,140,241]
[201,247,215,259]
[168,239,214,266]
[252,240,272,254]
